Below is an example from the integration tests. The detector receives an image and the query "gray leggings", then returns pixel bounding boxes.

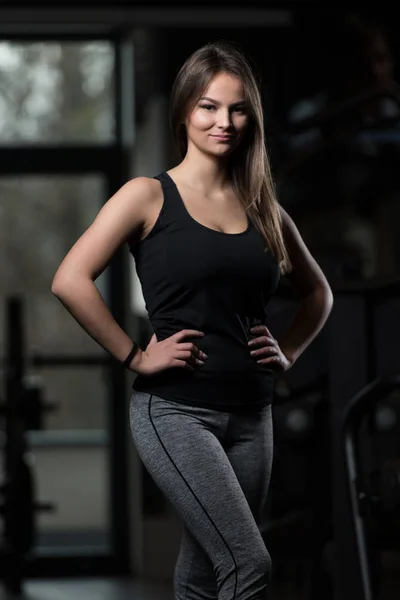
[129,391,274,599]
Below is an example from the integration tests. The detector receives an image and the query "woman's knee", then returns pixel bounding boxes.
[213,549,271,599]
[255,547,272,581]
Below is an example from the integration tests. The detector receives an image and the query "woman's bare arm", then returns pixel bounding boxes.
[277,205,334,365]
[51,176,159,369]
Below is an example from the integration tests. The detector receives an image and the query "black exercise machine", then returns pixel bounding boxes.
[0,297,56,594]
[343,374,400,600]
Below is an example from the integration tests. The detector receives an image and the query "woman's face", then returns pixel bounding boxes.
[185,72,250,157]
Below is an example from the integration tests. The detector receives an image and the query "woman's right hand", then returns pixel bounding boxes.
[130,329,208,376]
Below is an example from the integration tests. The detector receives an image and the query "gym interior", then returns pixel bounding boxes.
[1,2,400,599]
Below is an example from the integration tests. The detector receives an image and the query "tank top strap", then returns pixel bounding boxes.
[153,171,190,224]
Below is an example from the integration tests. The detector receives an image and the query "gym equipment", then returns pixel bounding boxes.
[272,87,400,598]
[261,373,333,600]
[343,374,400,600]
[276,87,400,286]
[0,295,115,593]
[327,279,400,600]
[0,297,57,594]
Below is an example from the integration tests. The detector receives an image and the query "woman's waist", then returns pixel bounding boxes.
[151,326,273,380]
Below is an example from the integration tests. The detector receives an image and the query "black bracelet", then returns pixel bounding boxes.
[123,342,140,369]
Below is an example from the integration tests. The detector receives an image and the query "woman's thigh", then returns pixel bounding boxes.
[172,403,273,599]
[225,404,273,525]
[129,392,272,598]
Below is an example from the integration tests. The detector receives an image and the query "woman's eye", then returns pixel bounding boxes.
[200,104,247,113]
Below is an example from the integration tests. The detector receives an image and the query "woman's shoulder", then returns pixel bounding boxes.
[121,176,164,211]
[124,175,162,196]
[120,176,164,245]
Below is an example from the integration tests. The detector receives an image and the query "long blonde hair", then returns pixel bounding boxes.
[169,41,292,275]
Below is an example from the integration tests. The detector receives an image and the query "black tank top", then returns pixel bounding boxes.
[129,171,281,412]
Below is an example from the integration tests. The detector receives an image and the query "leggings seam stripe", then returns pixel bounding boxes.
[148,394,238,599]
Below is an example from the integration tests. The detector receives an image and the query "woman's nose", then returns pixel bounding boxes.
[217,110,232,127]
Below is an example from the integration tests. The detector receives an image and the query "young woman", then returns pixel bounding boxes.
[52,41,333,599]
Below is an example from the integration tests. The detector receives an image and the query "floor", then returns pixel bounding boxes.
[0,576,325,600]
[10,578,174,600]
[0,562,400,600]
[0,569,398,600]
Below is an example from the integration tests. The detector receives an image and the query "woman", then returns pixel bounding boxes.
[52,41,333,599]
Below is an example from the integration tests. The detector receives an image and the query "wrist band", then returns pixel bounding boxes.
[123,342,140,368]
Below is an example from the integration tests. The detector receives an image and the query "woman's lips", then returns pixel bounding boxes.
[211,135,234,141]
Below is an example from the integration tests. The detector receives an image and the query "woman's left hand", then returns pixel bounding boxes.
[248,325,292,372]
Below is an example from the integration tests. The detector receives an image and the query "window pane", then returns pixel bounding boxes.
[0,175,108,359]
[0,42,115,144]
[31,422,111,555]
